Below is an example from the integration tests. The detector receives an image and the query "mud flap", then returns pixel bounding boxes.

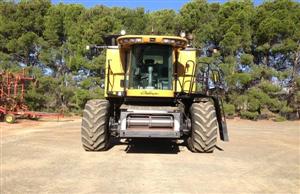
[212,97,229,141]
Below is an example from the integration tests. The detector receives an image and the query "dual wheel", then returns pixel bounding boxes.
[81,100,218,153]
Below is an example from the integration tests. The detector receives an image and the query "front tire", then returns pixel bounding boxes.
[188,101,218,153]
[81,99,110,151]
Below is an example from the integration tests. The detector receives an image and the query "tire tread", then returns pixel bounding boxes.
[81,99,110,151]
[189,101,218,153]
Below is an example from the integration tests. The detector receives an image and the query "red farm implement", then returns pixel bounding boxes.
[0,69,63,123]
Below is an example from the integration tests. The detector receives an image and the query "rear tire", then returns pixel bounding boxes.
[81,99,110,151]
[188,101,218,153]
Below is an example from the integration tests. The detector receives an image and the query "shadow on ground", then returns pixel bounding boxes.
[109,138,185,154]
[16,118,76,123]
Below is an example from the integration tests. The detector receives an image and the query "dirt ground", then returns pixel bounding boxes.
[1,117,299,194]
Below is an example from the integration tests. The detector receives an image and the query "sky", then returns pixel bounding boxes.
[52,0,269,11]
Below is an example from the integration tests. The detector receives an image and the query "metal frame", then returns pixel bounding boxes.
[0,70,63,122]
[118,108,182,138]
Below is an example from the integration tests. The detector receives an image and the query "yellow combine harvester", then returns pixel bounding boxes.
[82,33,229,153]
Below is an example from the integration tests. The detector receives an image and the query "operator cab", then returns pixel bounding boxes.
[130,44,172,90]
[117,35,188,95]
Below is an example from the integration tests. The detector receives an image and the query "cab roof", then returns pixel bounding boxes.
[117,35,188,49]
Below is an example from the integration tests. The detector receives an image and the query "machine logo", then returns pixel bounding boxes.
[141,91,159,95]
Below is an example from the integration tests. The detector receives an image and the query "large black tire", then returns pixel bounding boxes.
[188,101,218,153]
[81,99,110,151]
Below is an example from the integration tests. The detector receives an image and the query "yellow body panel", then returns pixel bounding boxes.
[126,89,174,98]
[176,49,197,93]
[104,48,125,97]
[104,35,197,98]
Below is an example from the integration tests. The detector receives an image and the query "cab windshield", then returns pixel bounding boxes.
[129,44,173,90]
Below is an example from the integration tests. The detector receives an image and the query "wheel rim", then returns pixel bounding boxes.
[5,114,15,123]
[6,115,13,122]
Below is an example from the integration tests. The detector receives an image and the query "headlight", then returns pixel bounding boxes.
[117,91,124,96]
[180,31,186,38]
[120,30,126,35]
[163,39,185,46]
[162,39,175,44]
[119,38,142,44]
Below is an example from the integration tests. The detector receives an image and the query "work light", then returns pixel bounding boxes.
[180,31,186,38]
[120,30,126,35]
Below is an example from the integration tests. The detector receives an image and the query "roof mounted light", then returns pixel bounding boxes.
[162,38,186,47]
[163,39,175,44]
[119,38,142,44]
[180,31,186,38]
[120,30,126,35]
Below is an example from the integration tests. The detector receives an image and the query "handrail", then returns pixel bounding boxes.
[188,60,196,94]
[181,60,195,93]
[106,59,112,94]
[197,61,225,94]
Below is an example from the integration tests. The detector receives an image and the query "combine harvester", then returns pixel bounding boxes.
[82,32,229,153]
[0,69,62,123]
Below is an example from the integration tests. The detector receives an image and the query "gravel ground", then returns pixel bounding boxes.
[1,117,299,194]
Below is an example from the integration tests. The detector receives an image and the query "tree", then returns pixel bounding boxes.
[0,0,299,119]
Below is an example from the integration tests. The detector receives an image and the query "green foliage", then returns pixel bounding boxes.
[247,88,270,106]
[240,111,259,120]
[280,105,293,114]
[224,103,235,116]
[25,88,50,110]
[146,10,178,35]
[258,81,281,94]
[250,65,278,80]
[240,54,254,66]
[220,31,240,56]
[274,116,286,122]
[267,98,283,112]
[72,89,91,108]
[227,73,252,89]
[248,98,260,112]
[234,95,248,111]
[0,0,299,121]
